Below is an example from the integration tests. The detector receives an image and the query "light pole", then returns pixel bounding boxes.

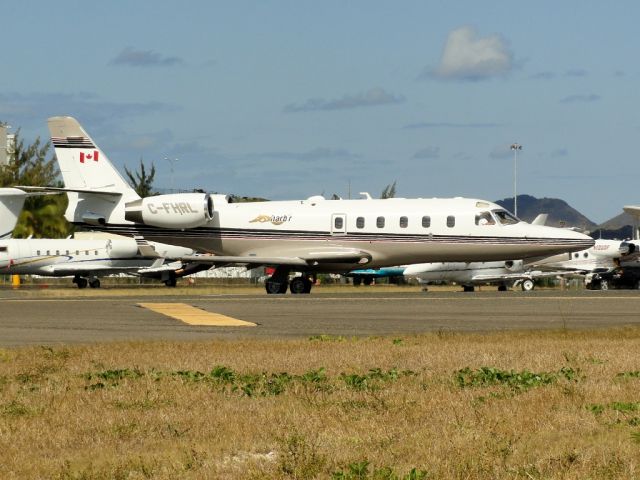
[510,143,522,217]
[165,157,178,191]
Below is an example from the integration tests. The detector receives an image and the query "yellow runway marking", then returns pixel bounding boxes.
[138,303,256,327]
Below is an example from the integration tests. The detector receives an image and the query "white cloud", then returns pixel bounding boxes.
[284,88,404,113]
[412,147,440,159]
[559,94,601,104]
[428,26,513,81]
[110,47,184,67]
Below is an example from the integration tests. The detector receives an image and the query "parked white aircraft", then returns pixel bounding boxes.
[403,239,636,291]
[532,238,638,271]
[19,116,594,294]
[0,234,203,288]
[0,189,204,287]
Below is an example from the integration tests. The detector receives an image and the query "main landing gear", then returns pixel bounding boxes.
[265,267,313,294]
[73,275,100,289]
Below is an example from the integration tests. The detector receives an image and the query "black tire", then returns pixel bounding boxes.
[521,279,534,291]
[363,276,373,286]
[164,278,177,287]
[76,278,88,289]
[266,279,288,294]
[353,276,362,286]
[290,277,308,294]
[89,279,101,289]
[498,285,507,292]
[463,285,475,292]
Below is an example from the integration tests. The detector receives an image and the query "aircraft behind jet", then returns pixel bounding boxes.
[403,239,636,291]
[15,116,595,294]
[0,189,208,287]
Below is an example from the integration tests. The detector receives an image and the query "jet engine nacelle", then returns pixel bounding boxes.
[125,193,213,228]
[619,241,637,256]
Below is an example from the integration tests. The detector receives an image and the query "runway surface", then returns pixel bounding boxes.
[1,289,640,346]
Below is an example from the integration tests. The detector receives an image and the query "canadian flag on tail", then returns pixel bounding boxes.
[79,150,99,163]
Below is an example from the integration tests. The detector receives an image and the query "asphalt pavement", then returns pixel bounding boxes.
[1,288,639,346]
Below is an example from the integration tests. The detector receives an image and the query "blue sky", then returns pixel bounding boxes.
[1,1,638,223]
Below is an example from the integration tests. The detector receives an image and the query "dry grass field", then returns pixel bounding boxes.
[1,328,640,479]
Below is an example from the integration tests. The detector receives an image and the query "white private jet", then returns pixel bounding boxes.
[403,238,636,292]
[0,188,204,288]
[17,116,594,294]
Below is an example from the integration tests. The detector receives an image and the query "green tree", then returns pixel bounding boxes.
[0,128,71,238]
[124,158,157,197]
[380,181,397,199]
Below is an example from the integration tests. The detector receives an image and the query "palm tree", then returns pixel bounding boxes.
[124,158,157,197]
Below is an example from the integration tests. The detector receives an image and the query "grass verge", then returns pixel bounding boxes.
[1,328,639,478]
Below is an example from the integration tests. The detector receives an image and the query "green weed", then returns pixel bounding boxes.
[456,367,570,392]
[278,432,327,479]
[1,400,31,417]
[309,334,348,342]
[332,460,428,479]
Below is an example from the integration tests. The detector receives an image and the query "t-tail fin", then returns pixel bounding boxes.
[48,116,139,200]
[0,188,28,238]
[47,116,140,225]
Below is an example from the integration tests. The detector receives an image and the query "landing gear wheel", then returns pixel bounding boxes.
[363,276,373,286]
[353,276,362,286]
[164,277,177,287]
[600,280,609,291]
[521,279,534,291]
[266,279,288,294]
[89,279,101,289]
[75,277,88,289]
[463,285,475,292]
[290,277,312,294]
[498,285,508,292]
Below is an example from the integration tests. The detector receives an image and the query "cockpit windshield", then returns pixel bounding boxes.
[475,211,495,226]
[492,209,520,225]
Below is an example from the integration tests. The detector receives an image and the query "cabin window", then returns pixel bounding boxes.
[574,253,579,258]
[447,216,455,228]
[356,217,365,229]
[56,250,60,255]
[65,250,69,255]
[376,216,385,228]
[46,250,50,256]
[334,217,344,230]
[399,216,408,228]
[95,250,99,255]
[0,246,7,252]
[422,216,431,228]
[475,212,495,225]
[85,251,89,255]
[36,250,41,255]
[583,252,588,258]
[76,250,79,256]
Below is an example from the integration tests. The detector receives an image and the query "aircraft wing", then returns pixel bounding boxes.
[181,248,372,268]
[471,270,571,283]
[44,258,164,276]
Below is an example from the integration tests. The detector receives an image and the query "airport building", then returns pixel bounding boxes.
[0,124,16,167]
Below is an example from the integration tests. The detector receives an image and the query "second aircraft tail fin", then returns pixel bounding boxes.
[0,188,28,238]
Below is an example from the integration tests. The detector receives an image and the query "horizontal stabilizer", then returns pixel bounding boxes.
[14,186,122,197]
